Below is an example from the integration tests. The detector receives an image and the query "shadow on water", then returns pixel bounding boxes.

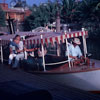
[87,38,100,60]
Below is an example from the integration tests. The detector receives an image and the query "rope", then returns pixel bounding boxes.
[45,60,69,66]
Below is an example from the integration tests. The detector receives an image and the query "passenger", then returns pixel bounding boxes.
[9,35,37,69]
[67,38,89,66]
[68,38,82,60]
[9,35,24,69]
[8,37,19,67]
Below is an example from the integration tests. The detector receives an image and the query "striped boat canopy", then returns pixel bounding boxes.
[24,30,88,46]
[0,30,88,46]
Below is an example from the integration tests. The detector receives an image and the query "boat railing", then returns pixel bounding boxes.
[45,60,69,66]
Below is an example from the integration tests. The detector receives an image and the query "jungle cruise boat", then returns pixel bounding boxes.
[0,28,100,93]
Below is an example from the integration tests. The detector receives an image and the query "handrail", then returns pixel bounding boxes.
[45,60,68,66]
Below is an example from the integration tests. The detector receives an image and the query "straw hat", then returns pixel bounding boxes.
[73,38,81,45]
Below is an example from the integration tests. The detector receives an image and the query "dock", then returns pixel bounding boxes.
[0,64,100,100]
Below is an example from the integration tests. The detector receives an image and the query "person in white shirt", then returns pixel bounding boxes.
[67,38,90,66]
[68,38,82,60]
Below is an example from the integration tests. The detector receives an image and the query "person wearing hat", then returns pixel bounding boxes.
[68,38,82,60]
[67,38,90,66]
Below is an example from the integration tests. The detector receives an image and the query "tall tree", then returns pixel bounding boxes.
[61,0,77,23]
[23,1,57,31]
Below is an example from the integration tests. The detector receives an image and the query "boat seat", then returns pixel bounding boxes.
[45,55,68,64]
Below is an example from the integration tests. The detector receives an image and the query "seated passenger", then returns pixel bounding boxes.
[8,37,19,66]
[24,46,38,59]
[66,38,89,66]
[9,35,24,69]
[9,35,37,69]
[69,38,82,60]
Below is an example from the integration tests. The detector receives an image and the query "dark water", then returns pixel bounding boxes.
[87,38,100,60]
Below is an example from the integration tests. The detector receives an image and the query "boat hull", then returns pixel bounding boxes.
[36,68,100,92]
[21,55,100,92]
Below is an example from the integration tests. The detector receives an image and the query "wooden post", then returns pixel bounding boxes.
[69,28,71,32]
[23,38,27,60]
[56,13,60,33]
[64,31,71,69]
[82,28,87,59]
[41,35,46,71]
[0,39,3,64]
[56,0,60,33]
[57,44,60,56]
[24,51,27,60]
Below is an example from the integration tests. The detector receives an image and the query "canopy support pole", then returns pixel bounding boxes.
[65,31,71,69]
[23,38,27,60]
[0,40,3,64]
[82,28,87,60]
[41,35,46,72]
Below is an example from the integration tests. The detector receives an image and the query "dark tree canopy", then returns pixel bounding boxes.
[14,0,27,8]
[23,1,57,31]
[0,7,6,27]
[23,0,100,38]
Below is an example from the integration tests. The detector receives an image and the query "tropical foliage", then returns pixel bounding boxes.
[23,0,100,38]
[23,2,57,31]
[61,0,78,23]
[76,0,100,38]
[0,7,6,27]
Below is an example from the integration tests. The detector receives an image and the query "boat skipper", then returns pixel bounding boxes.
[67,38,90,66]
